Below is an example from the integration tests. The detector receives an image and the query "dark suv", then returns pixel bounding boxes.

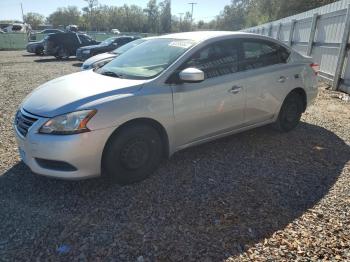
[76,36,139,61]
[44,32,99,59]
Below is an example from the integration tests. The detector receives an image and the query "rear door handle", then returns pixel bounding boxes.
[278,76,287,83]
[228,85,242,94]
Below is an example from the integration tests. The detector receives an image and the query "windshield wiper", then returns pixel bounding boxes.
[100,71,123,78]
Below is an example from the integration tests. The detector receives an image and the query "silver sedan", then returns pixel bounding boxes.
[15,31,318,184]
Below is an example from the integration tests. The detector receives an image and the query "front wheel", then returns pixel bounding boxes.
[102,124,163,185]
[274,92,304,132]
[35,47,43,55]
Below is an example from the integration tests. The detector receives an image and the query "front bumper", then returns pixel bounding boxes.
[26,45,35,53]
[81,63,92,70]
[14,109,115,180]
[76,49,91,61]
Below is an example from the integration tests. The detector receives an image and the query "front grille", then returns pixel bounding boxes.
[15,110,38,137]
[76,49,82,58]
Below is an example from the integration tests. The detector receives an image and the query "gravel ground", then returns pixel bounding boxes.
[0,51,349,261]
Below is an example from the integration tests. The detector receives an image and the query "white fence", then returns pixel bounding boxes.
[243,0,350,93]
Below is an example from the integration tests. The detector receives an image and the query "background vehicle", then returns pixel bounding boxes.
[66,25,78,32]
[44,32,99,59]
[38,29,64,34]
[26,34,54,55]
[81,38,147,70]
[15,32,318,185]
[29,29,63,41]
[2,23,31,33]
[111,29,120,34]
[26,38,46,55]
[76,36,138,61]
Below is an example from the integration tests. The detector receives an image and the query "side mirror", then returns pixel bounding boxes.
[179,68,205,83]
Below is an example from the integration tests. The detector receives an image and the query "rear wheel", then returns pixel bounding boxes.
[274,92,304,132]
[55,46,70,59]
[102,124,163,185]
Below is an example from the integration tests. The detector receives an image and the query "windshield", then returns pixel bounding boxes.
[100,37,116,45]
[111,38,145,54]
[98,38,195,79]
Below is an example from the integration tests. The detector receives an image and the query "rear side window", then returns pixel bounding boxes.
[183,40,240,79]
[79,34,93,44]
[114,38,125,45]
[242,40,290,70]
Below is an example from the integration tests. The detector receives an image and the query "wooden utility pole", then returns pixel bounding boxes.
[20,3,24,22]
[188,2,197,23]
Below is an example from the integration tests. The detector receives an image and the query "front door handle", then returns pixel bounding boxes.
[278,76,287,83]
[228,85,242,94]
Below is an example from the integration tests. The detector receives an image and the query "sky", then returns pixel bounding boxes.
[0,0,231,22]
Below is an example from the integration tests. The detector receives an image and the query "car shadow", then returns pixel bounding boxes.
[22,54,37,57]
[34,57,77,63]
[72,62,83,67]
[22,53,45,57]
[0,122,349,261]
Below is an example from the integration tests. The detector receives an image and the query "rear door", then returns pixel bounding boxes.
[169,39,246,147]
[239,39,295,125]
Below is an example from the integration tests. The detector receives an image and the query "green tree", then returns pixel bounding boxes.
[47,6,81,28]
[180,12,192,32]
[276,0,337,19]
[215,0,249,30]
[159,0,171,33]
[144,0,159,33]
[23,12,45,29]
[82,0,99,30]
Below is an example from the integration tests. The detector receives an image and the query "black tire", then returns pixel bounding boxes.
[274,92,304,132]
[102,124,163,185]
[55,46,70,60]
[35,47,43,55]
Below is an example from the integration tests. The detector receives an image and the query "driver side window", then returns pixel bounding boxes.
[183,40,240,79]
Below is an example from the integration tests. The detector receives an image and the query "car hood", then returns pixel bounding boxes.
[82,53,117,66]
[79,44,105,50]
[27,40,43,46]
[22,70,147,117]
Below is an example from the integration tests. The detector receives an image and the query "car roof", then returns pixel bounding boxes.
[156,31,252,42]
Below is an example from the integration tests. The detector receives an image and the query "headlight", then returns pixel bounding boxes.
[39,110,97,135]
[82,50,90,54]
[92,59,111,69]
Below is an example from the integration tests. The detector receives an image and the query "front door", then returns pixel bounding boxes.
[169,39,246,147]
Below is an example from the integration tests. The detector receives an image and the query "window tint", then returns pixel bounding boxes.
[118,37,132,45]
[242,40,290,70]
[182,40,240,79]
[79,34,92,44]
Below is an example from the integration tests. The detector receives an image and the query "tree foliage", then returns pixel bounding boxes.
[47,6,81,28]
[23,12,45,29]
[159,0,171,33]
[211,0,338,30]
[30,0,339,32]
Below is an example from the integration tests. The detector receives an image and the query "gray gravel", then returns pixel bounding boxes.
[0,51,349,261]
